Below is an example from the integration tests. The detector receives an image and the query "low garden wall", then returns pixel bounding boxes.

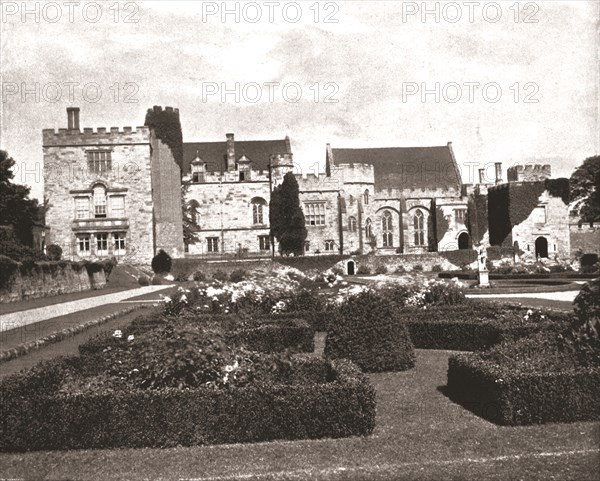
[0,258,111,303]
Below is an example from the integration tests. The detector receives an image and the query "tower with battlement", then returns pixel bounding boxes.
[43,107,183,264]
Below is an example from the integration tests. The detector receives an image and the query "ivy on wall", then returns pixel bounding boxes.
[144,106,183,170]
[545,178,570,204]
[467,194,488,245]
[487,179,569,246]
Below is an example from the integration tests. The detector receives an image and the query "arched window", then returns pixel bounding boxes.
[413,209,425,246]
[382,211,393,247]
[365,218,373,240]
[251,197,267,225]
[93,184,107,218]
[364,189,369,205]
[348,216,357,232]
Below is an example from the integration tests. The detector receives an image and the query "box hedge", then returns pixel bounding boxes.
[227,319,315,353]
[446,333,600,425]
[401,304,570,351]
[325,290,416,372]
[0,356,375,452]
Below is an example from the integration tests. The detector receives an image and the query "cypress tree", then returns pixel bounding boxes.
[270,172,307,255]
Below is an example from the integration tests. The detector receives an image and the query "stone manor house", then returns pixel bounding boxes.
[43,107,570,264]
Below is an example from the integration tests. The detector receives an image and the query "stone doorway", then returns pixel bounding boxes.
[346,260,356,275]
[535,237,548,258]
[458,232,470,250]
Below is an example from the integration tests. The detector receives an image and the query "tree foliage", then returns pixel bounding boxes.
[570,156,600,225]
[0,150,44,247]
[181,180,200,246]
[269,173,307,256]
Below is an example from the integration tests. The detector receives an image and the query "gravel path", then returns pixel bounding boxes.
[466,290,580,302]
[0,285,172,333]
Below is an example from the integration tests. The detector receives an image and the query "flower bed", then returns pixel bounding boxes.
[446,332,600,425]
[402,303,570,351]
[0,355,375,452]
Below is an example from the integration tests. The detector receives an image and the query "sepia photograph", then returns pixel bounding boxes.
[0,1,599,479]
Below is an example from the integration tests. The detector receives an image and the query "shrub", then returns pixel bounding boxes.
[325,290,416,372]
[212,270,229,282]
[46,244,62,261]
[395,265,407,274]
[138,275,150,286]
[375,265,387,275]
[151,249,172,274]
[151,276,163,285]
[0,255,19,289]
[573,278,600,326]
[0,239,44,262]
[446,332,600,425]
[431,264,443,272]
[192,270,206,282]
[580,254,599,273]
[102,257,117,277]
[229,269,248,283]
[356,265,371,275]
[412,263,423,272]
[0,357,375,451]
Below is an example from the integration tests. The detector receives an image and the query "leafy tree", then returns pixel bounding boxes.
[0,150,44,247]
[181,180,200,246]
[570,156,600,226]
[270,172,307,256]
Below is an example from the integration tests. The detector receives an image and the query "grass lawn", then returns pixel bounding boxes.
[1,348,597,481]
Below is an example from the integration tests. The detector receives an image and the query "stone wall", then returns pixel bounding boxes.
[0,262,107,303]
[570,225,600,256]
[43,124,155,264]
[511,190,571,259]
[347,252,460,273]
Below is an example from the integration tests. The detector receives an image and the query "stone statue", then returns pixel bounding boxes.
[478,244,487,272]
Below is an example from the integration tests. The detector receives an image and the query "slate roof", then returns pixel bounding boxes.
[183,138,291,173]
[329,144,462,190]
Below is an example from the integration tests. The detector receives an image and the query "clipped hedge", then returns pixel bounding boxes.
[402,304,570,351]
[447,345,600,425]
[0,357,375,451]
[228,319,315,353]
[325,291,415,372]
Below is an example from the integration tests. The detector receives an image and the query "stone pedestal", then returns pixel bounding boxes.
[478,269,490,287]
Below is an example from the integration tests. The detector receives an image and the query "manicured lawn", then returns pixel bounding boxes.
[1,349,597,481]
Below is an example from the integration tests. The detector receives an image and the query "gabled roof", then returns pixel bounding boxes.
[183,138,291,173]
[329,144,462,190]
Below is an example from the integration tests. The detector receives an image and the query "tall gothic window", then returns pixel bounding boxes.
[382,210,393,247]
[364,189,369,205]
[414,209,425,246]
[348,216,357,232]
[365,218,373,241]
[251,198,266,224]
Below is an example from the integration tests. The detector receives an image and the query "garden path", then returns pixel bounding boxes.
[466,290,580,302]
[0,285,172,333]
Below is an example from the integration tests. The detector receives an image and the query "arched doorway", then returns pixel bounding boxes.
[535,237,548,258]
[346,260,355,275]
[458,232,470,250]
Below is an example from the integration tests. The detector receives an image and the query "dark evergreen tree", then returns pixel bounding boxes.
[570,156,600,226]
[269,172,307,255]
[0,150,44,247]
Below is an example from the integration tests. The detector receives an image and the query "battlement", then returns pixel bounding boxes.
[375,185,461,200]
[507,164,551,182]
[183,169,270,184]
[147,105,180,116]
[42,126,150,146]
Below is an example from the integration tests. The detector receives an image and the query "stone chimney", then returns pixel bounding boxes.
[67,107,80,131]
[478,168,485,184]
[494,162,502,184]
[226,133,235,171]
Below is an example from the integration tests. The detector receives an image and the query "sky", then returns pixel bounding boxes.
[1,0,598,200]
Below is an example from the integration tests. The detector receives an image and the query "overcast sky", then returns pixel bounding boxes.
[1,0,598,200]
